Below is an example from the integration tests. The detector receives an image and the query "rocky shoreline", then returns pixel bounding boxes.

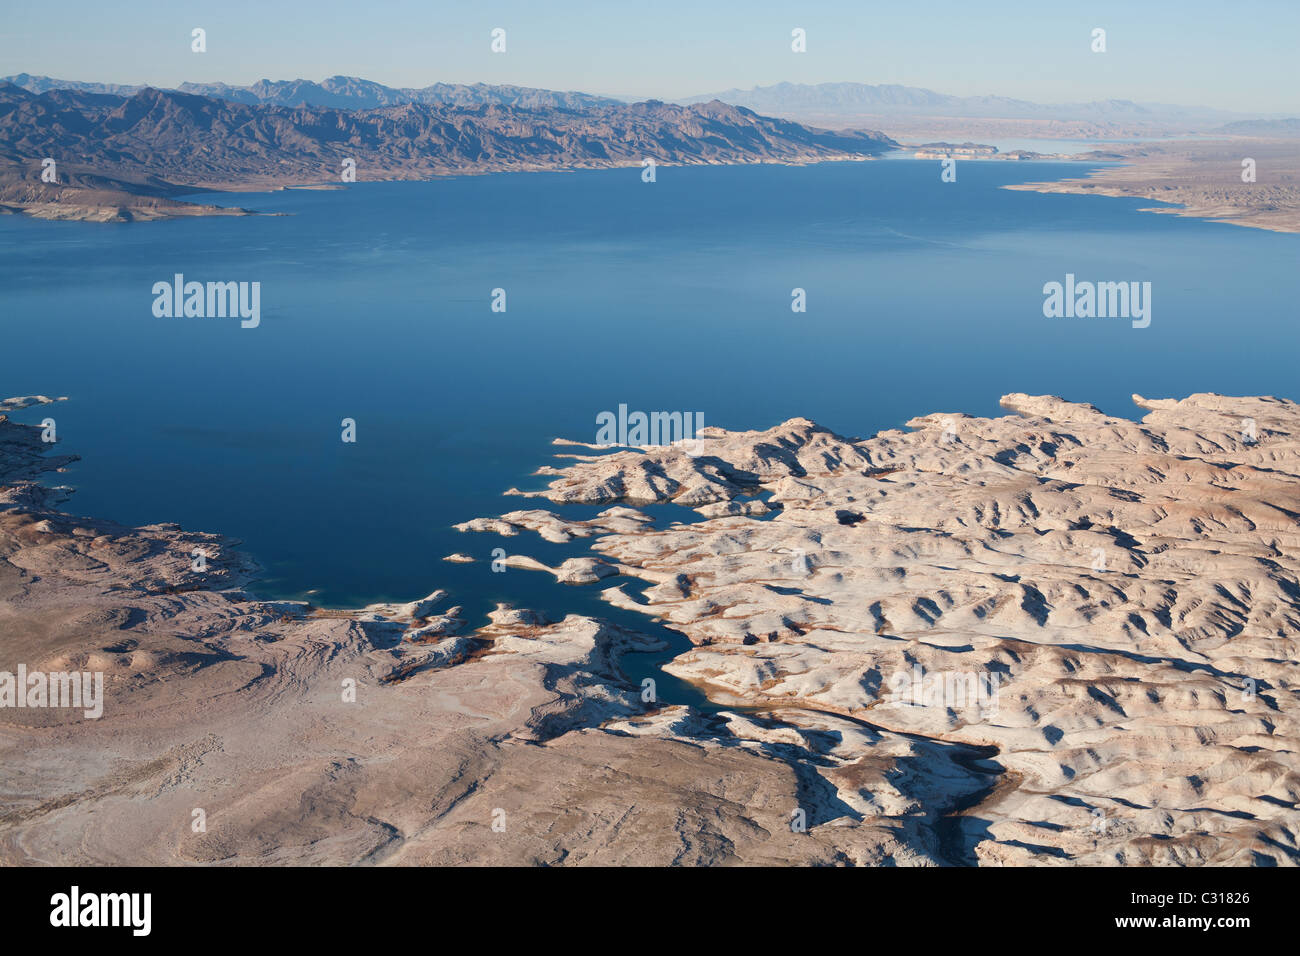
[1,392,1296,865]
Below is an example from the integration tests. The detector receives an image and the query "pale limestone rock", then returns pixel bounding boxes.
[4,393,1297,866]
[458,392,1300,865]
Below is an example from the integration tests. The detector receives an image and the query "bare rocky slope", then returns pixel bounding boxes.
[4,73,626,112]
[0,83,896,220]
[1,392,1296,865]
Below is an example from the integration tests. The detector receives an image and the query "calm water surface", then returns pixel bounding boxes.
[1,159,1296,611]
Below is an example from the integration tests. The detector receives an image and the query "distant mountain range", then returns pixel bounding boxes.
[8,74,1278,126]
[12,74,1279,127]
[6,73,1290,223]
[1213,117,1300,137]
[3,73,624,112]
[678,81,1273,125]
[0,82,896,220]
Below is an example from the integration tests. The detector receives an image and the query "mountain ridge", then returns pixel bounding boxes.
[0,83,897,221]
[8,74,1274,124]
[677,80,1275,124]
[4,73,626,112]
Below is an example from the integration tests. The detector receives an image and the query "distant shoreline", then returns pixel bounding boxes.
[1002,137,1300,235]
[0,87,898,223]
[8,131,1296,232]
[1,152,890,223]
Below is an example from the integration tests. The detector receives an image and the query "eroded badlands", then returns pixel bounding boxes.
[2,392,1296,865]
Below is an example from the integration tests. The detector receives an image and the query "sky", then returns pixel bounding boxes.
[2,0,1298,113]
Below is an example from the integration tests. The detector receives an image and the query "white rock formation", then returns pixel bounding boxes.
[458,393,1300,865]
[4,392,1296,866]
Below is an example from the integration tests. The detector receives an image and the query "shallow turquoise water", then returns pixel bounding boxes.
[1,159,1296,611]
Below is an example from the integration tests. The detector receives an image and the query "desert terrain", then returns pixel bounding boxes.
[1005,138,1300,234]
[3,390,1296,865]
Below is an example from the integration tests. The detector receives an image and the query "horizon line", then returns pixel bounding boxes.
[6,73,1293,117]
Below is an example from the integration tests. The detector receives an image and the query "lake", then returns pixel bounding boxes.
[1,158,1296,611]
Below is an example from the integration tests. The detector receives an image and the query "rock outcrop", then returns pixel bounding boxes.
[3,392,1296,865]
[457,392,1300,865]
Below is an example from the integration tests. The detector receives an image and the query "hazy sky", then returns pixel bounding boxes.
[3,0,1297,112]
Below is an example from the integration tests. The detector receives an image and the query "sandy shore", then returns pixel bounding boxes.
[0,178,256,223]
[1005,138,1300,234]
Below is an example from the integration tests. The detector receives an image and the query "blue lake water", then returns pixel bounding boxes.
[1,159,1297,615]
